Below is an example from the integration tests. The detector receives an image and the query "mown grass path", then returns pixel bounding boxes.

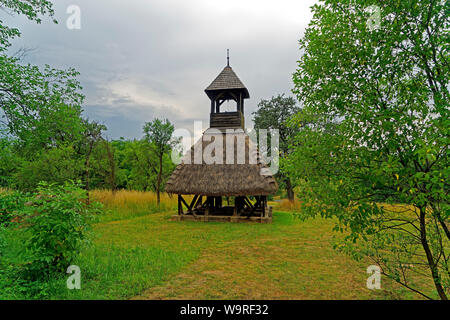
[1,209,398,299]
[95,210,378,300]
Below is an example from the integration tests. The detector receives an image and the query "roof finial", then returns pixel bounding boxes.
[227,49,230,67]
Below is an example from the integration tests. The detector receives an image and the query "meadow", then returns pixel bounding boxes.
[0,190,427,300]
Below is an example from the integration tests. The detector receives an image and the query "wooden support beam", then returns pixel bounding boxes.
[179,195,190,209]
[180,195,198,217]
[193,195,202,209]
[178,195,183,215]
[215,196,222,208]
[188,195,199,211]
[243,196,254,209]
[261,196,267,220]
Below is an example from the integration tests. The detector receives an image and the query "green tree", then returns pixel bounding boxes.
[122,139,154,191]
[13,145,83,191]
[109,138,131,189]
[0,135,19,187]
[289,0,448,299]
[0,54,85,156]
[88,139,123,192]
[78,121,106,202]
[0,0,55,51]
[0,1,108,192]
[143,119,178,205]
[252,94,300,201]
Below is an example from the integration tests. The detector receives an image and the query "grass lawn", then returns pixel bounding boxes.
[1,192,423,300]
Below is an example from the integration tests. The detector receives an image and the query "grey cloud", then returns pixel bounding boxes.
[4,0,317,139]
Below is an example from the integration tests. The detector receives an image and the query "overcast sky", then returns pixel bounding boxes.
[5,0,317,139]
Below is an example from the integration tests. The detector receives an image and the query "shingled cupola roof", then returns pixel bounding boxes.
[205,66,250,99]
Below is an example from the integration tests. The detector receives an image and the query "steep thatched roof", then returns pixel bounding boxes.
[166,129,278,196]
[205,66,250,99]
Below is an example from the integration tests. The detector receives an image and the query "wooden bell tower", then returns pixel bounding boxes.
[165,51,278,223]
[205,50,250,129]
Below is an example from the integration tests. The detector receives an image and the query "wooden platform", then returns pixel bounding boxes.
[172,195,273,223]
[171,214,272,223]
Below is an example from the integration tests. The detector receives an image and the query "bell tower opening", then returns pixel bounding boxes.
[220,99,237,113]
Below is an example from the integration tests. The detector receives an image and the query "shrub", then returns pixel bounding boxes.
[24,181,100,280]
[0,225,5,260]
[13,146,84,192]
[0,191,26,226]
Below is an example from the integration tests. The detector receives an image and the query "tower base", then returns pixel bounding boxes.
[170,210,272,224]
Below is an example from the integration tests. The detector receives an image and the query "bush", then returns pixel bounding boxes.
[0,191,26,226]
[13,146,84,192]
[24,181,100,280]
[0,225,6,261]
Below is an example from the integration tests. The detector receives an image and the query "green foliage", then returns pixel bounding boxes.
[120,139,174,192]
[88,140,119,190]
[0,190,26,226]
[142,119,179,204]
[252,94,300,152]
[0,136,19,187]
[0,225,6,258]
[0,1,114,194]
[252,94,301,200]
[24,182,99,280]
[0,182,100,298]
[0,0,56,50]
[289,0,449,299]
[143,118,177,156]
[14,145,84,191]
[0,55,85,155]
[109,139,130,189]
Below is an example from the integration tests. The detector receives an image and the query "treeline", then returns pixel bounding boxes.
[0,124,177,195]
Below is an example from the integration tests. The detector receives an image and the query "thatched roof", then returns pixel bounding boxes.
[205,66,250,99]
[166,129,278,196]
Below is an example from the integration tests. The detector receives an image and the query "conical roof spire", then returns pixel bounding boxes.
[204,56,250,99]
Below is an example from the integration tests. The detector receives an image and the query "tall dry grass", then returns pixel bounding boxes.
[90,190,182,222]
[276,199,303,211]
[91,189,178,209]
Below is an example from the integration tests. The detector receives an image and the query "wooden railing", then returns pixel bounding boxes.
[210,111,244,129]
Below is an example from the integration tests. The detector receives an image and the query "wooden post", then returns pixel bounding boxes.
[178,194,182,215]
[215,196,222,208]
[261,196,266,220]
[237,94,241,112]
[235,196,242,216]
